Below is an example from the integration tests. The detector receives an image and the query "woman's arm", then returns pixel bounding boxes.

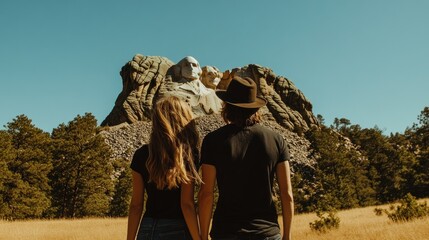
[181,181,201,240]
[276,161,294,240]
[127,171,145,240]
[198,164,216,240]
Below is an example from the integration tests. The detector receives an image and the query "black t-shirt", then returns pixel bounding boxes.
[131,144,187,219]
[201,124,290,238]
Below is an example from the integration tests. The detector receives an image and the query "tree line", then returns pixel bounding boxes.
[293,107,429,213]
[0,113,131,220]
[1,107,428,219]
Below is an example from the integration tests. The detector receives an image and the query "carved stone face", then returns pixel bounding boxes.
[179,56,202,81]
[201,66,222,89]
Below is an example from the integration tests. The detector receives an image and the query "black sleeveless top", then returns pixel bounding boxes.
[131,145,197,219]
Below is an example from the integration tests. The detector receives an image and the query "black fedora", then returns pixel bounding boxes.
[216,76,267,108]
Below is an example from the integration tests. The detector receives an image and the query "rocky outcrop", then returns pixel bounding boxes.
[217,64,319,134]
[100,54,323,184]
[102,54,174,126]
[102,54,320,135]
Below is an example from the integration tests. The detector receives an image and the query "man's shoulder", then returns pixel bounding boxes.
[205,124,232,135]
[252,124,275,133]
[203,125,233,142]
[252,124,284,139]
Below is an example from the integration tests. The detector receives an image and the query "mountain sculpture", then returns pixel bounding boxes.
[100,54,322,198]
[102,54,319,134]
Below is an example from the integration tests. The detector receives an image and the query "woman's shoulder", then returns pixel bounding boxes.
[132,144,149,162]
[131,144,149,174]
[135,144,149,154]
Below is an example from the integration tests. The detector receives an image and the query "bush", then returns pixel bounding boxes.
[373,207,384,216]
[384,193,429,222]
[309,210,340,233]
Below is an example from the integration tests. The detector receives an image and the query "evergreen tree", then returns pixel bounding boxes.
[0,130,15,218]
[406,107,429,197]
[50,113,113,218]
[343,126,416,202]
[388,132,419,197]
[109,158,132,217]
[331,117,351,131]
[2,115,53,219]
[316,114,325,125]
[291,166,319,213]
[306,126,375,210]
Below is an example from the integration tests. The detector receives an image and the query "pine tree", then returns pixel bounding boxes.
[2,115,52,219]
[388,132,419,197]
[0,130,15,218]
[109,158,132,217]
[406,107,429,197]
[306,126,375,210]
[344,126,416,202]
[50,113,113,218]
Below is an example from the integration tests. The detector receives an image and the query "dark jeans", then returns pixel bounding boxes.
[212,233,282,240]
[137,217,192,240]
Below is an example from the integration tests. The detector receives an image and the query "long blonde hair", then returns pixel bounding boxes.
[146,96,202,189]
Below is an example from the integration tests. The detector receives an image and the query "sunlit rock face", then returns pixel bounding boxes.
[201,66,222,89]
[101,54,173,126]
[179,56,202,81]
[216,64,320,134]
[102,55,223,126]
[102,54,320,135]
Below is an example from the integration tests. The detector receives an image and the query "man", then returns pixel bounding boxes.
[198,76,294,240]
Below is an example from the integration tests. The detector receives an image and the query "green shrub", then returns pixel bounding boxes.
[309,210,340,233]
[385,193,429,222]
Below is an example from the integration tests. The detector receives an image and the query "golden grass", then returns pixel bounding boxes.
[0,218,127,240]
[1,201,428,240]
[285,204,429,240]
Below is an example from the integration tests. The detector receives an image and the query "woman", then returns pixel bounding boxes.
[198,77,294,240]
[127,96,201,240]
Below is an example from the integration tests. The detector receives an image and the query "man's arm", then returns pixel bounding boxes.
[276,161,294,240]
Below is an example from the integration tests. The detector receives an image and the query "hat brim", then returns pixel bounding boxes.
[216,90,267,109]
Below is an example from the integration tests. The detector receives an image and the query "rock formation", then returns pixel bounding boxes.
[218,64,319,134]
[102,54,319,134]
[158,56,222,116]
[99,54,351,206]
[100,53,322,186]
[201,66,222,89]
[101,54,174,126]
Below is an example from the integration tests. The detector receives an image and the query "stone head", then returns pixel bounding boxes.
[201,66,222,89]
[178,56,202,81]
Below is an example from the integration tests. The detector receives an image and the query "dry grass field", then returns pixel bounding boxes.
[288,204,429,240]
[0,218,127,240]
[1,201,428,240]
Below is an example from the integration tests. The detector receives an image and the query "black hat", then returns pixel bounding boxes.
[216,76,267,108]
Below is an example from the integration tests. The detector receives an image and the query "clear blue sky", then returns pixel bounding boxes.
[1,0,428,134]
